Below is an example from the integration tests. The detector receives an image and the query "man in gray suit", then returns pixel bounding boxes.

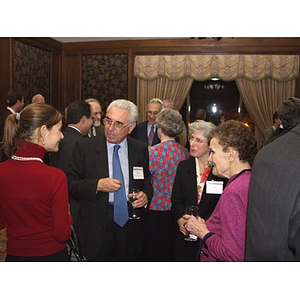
[246,97,300,261]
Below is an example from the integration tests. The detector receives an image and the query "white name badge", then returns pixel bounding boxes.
[133,167,144,180]
[206,181,223,194]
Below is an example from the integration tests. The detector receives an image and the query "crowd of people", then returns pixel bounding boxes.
[1,89,300,262]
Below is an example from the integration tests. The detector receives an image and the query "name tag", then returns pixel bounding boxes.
[133,167,144,179]
[206,181,223,194]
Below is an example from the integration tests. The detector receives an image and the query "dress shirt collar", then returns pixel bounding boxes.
[106,137,128,151]
[68,125,82,134]
[7,107,17,114]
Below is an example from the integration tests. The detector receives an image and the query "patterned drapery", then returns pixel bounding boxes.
[137,77,193,121]
[134,54,299,147]
[134,55,299,81]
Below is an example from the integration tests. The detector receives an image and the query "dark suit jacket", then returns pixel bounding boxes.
[95,125,104,136]
[0,109,12,142]
[0,109,13,162]
[49,126,86,224]
[171,157,228,221]
[67,134,153,260]
[246,124,300,261]
[131,121,160,146]
[50,126,84,173]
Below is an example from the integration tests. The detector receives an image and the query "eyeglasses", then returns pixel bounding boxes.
[188,136,208,145]
[103,117,132,131]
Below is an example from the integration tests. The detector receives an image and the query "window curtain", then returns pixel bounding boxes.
[136,77,193,121]
[134,54,299,141]
[236,78,296,148]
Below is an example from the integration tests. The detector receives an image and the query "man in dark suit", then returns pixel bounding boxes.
[49,100,93,223]
[85,98,104,137]
[131,98,163,146]
[263,98,300,146]
[0,89,24,142]
[0,89,25,162]
[246,97,300,261]
[67,99,153,261]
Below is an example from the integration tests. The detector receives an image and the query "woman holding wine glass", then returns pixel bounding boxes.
[171,120,227,261]
[185,120,257,261]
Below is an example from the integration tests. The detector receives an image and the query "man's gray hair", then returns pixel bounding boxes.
[107,99,138,123]
[149,98,163,106]
[85,98,101,106]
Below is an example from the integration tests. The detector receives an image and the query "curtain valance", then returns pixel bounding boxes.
[134,55,299,81]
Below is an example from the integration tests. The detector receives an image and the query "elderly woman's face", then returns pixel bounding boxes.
[188,131,209,158]
[208,137,231,179]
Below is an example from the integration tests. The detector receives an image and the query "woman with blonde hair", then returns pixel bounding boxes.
[0,103,71,261]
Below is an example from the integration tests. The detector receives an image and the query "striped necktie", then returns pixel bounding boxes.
[148,125,155,146]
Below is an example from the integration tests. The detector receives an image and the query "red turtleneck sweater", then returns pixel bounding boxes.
[0,141,71,256]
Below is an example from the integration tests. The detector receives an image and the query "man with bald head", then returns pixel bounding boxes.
[32,94,45,104]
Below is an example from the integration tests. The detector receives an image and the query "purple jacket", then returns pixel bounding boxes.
[200,170,251,262]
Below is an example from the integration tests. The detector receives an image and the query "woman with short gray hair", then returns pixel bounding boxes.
[145,108,189,261]
[171,120,227,261]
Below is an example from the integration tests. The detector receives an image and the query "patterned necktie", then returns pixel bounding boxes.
[113,145,129,227]
[148,125,155,146]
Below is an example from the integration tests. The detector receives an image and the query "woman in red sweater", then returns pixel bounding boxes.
[0,103,71,261]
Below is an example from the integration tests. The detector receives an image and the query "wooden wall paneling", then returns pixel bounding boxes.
[50,50,61,110]
[63,54,79,109]
[15,37,61,52]
[61,38,300,105]
[0,38,14,113]
[77,53,82,101]
[127,49,135,103]
[61,38,300,55]
[12,37,62,109]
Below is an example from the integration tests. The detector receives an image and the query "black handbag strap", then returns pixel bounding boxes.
[67,224,87,262]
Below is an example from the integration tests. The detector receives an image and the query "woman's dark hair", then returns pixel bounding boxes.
[212,120,257,165]
[277,97,300,130]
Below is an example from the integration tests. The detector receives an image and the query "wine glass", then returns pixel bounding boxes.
[128,189,140,220]
[184,205,199,242]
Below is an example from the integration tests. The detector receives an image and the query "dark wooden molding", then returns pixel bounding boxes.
[59,38,300,55]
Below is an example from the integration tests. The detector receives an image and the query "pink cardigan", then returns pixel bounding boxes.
[200,170,251,262]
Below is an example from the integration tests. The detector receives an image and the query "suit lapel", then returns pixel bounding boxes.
[127,137,137,183]
[94,135,109,177]
[189,158,198,200]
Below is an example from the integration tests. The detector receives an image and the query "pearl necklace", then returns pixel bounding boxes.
[11,155,44,163]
